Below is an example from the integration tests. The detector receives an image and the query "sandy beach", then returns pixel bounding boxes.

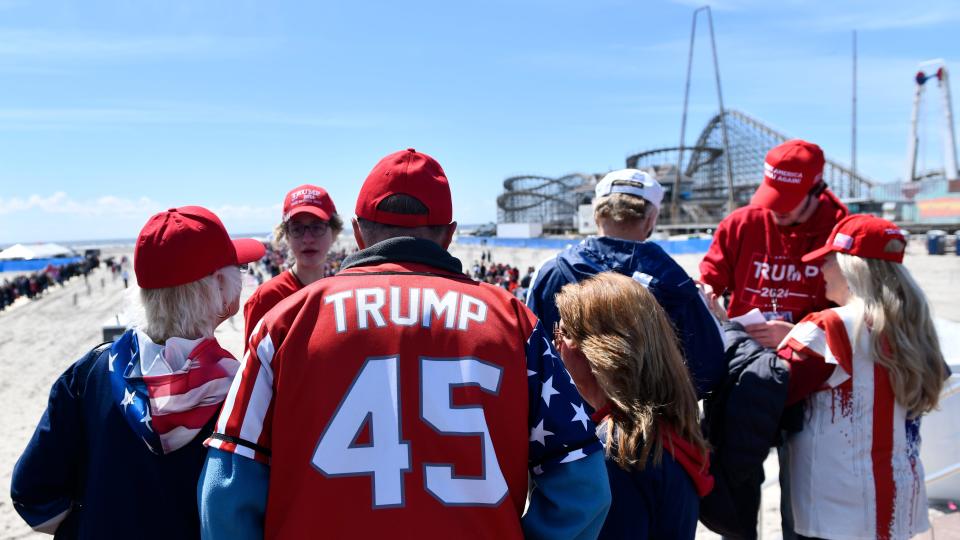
[1,240,958,539]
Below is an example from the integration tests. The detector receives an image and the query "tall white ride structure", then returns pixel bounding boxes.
[907,60,959,182]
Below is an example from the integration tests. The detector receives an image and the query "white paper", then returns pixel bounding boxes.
[730,307,767,327]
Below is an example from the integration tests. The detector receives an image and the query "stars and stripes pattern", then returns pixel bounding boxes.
[205,319,275,463]
[781,304,931,540]
[524,321,602,475]
[108,329,239,454]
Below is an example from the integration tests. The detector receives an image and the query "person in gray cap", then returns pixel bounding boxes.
[526,168,725,399]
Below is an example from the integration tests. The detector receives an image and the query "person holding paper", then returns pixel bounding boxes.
[699,139,848,350]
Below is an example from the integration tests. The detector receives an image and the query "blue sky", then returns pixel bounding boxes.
[1,0,958,244]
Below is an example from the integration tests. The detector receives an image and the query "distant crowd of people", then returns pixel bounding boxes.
[12,143,950,540]
[0,258,99,313]
[257,241,351,284]
[469,253,535,299]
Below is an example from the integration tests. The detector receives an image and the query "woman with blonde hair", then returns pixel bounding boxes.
[776,214,947,540]
[243,184,341,347]
[11,206,264,539]
[554,271,713,539]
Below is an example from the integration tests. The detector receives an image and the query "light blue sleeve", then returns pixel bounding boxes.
[197,448,269,540]
[522,451,611,540]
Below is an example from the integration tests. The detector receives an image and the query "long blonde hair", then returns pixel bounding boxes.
[555,271,707,470]
[836,253,946,416]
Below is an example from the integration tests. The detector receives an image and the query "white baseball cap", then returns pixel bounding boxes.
[595,169,664,210]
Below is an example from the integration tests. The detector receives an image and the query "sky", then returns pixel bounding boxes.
[1,0,959,244]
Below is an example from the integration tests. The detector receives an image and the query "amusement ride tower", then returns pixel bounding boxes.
[907,60,959,182]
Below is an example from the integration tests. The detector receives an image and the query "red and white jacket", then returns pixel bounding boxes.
[781,302,929,540]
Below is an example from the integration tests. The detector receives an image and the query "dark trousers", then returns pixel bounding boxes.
[779,443,797,540]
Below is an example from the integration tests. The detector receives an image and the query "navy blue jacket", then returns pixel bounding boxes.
[11,343,212,539]
[597,425,699,540]
[526,236,726,397]
[699,322,791,539]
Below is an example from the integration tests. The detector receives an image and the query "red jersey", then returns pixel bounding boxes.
[699,192,847,322]
[208,242,599,539]
[243,270,303,351]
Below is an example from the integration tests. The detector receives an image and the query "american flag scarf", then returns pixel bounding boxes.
[108,329,239,454]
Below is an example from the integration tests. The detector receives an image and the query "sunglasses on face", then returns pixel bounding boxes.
[286,221,329,239]
[553,322,569,351]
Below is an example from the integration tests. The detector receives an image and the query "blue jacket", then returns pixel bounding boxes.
[11,342,213,540]
[598,433,699,540]
[526,236,726,397]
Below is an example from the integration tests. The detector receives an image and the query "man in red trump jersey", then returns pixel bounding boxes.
[199,149,610,540]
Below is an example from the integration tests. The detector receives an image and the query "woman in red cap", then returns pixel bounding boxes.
[11,206,265,539]
[554,272,712,540]
[243,185,341,348]
[717,214,946,540]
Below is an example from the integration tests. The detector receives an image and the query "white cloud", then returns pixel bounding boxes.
[0,192,160,216]
[0,30,272,61]
[0,103,388,131]
[807,4,960,31]
[0,192,279,220]
[668,0,960,30]
[213,203,282,222]
[668,0,806,12]
[0,192,282,243]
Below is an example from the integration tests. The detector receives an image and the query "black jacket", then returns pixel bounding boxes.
[698,322,791,539]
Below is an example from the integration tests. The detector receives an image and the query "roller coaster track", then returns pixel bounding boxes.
[497,109,877,228]
[628,109,875,203]
[496,173,595,230]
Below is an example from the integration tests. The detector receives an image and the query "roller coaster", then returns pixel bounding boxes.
[496,109,877,229]
[496,173,596,234]
[627,109,876,223]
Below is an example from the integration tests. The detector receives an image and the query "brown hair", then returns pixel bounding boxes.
[555,272,707,470]
[593,184,654,225]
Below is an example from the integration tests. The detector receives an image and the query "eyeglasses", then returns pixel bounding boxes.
[286,221,329,239]
[553,322,569,351]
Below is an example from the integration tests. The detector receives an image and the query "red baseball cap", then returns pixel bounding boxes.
[355,148,453,227]
[283,184,337,222]
[134,206,266,289]
[751,139,825,214]
[801,214,907,264]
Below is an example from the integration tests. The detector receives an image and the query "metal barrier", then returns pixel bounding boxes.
[923,378,960,486]
[0,256,84,273]
[454,236,714,255]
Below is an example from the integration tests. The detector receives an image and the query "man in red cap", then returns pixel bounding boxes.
[200,149,611,540]
[699,139,847,540]
[700,139,848,348]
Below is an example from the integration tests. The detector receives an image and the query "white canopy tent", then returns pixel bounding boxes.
[0,243,76,260]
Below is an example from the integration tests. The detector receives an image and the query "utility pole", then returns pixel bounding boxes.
[852,30,858,196]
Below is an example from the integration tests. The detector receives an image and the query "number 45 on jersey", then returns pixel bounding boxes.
[311,356,509,508]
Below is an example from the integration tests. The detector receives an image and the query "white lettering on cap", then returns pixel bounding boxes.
[595,169,664,210]
[292,189,324,205]
[764,162,804,184]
